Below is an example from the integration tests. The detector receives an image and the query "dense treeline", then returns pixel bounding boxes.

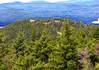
[0,19,99,70]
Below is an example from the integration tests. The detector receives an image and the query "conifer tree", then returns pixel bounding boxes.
[31,29,52,69]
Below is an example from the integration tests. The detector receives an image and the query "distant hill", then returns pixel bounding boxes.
[0,0,99,26]
[0,1,50,5]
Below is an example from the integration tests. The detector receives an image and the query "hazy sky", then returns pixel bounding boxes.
[0,0,91,3]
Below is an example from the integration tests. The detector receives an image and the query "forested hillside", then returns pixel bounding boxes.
[0,19,99,70]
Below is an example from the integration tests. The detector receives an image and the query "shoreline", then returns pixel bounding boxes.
[0,26,4,28]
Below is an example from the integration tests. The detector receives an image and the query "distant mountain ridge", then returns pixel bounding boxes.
[0,0,97,5]
[0,1,51,5]
[0,0,99,26]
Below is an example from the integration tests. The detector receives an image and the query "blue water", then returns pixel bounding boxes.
[0,1,99,26]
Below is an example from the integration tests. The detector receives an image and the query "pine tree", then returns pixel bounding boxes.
[31,30,52,69]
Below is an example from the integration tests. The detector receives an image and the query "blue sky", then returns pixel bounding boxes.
[0,0,91,3]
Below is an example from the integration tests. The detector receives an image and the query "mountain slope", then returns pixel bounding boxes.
[0,19,99,70]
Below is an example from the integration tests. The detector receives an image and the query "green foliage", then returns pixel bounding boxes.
[67,60,77,70]
[95,63,99,70]
[0,19,98,70]
[93,27,99,40]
